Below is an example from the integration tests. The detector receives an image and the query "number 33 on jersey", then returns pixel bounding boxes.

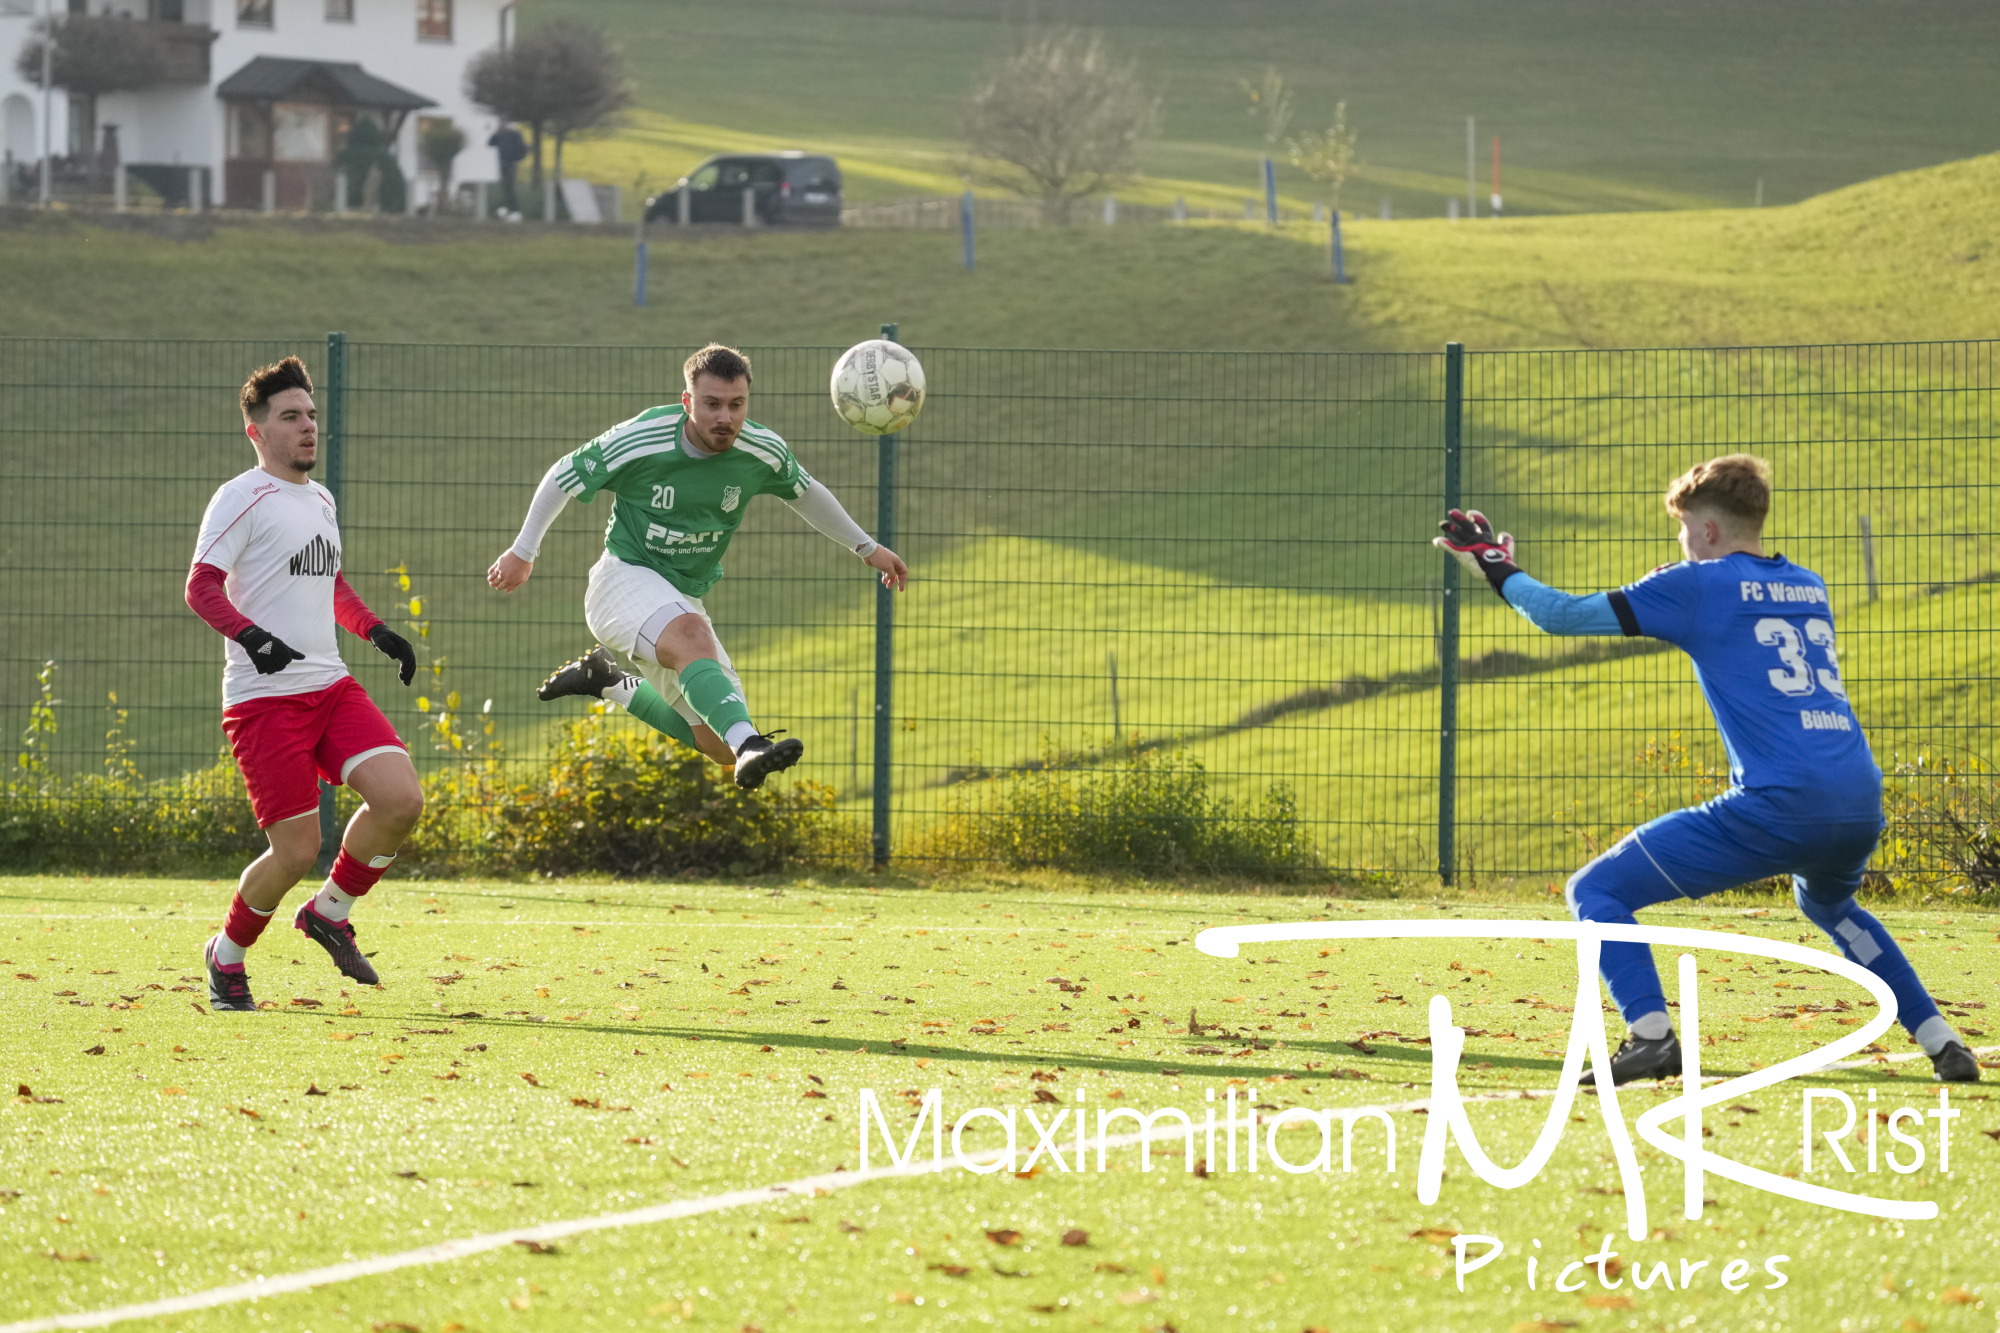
[1609,553,1880,819]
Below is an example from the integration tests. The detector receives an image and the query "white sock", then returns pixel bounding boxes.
[1629,1010,1674,1041]
[603,673,640,709]
[1914,1014,1959,1056]
[212,931,252,967]
[311,879,358,923]
[725,721,761,754]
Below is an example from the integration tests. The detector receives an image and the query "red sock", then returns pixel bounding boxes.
[330,847,392,897]
[223,893,275,949]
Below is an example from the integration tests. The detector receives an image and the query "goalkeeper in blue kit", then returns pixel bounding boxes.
[1436,454,1979,1086]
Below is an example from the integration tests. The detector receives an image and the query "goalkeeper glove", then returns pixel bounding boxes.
[368,624,418,686]
[1433,508,1521,595]
[234,625,305,675]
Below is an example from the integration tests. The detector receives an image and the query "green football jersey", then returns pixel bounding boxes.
[552,405,811,597]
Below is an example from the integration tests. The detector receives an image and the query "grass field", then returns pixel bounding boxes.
[530,0,2000,219]
[8,150,1999,349]
[1,873,1996,1332]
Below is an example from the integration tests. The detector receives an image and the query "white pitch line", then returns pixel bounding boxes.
[0,1092,1482,1333]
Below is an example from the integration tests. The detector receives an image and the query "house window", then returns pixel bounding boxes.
[237,0,274,27]
[416,0,451,41]
[273,104,330,162]
[326,0,353,19]
[228,103,274,159]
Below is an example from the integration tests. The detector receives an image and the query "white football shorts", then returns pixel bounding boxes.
[583,552,742,730]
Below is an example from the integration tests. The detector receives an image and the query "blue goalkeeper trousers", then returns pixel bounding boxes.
[1563,794,1940,1038]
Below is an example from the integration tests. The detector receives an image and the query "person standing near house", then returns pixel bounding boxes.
[487,120,527,216]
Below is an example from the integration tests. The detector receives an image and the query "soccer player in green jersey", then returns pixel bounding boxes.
[487,344,908,789]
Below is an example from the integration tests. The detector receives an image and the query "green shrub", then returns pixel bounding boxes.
[1878,748,2000,896]
[909,738,1319,877]
[403,707,860,878]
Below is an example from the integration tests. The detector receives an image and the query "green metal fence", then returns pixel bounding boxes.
[2,335,1994,882]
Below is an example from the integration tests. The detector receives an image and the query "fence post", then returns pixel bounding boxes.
[872,322,900,868]
[1860,514,1879,601]
[961,189,974,270]
[317,331,350,875]
[1263,155,1277,224]
[1331,209,1346,284]
[1438,341,1464,886]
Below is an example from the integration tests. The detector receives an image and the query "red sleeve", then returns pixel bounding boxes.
[333,571,385,639]
[186,563,254,639]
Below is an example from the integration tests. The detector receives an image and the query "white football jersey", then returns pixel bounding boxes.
[191,468,352,707]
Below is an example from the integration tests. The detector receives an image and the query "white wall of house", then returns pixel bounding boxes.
[1,0,510,195]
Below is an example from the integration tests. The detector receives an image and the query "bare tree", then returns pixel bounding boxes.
[465,20,630,199]
[1288,102,1359,212]
[16,17,164,177]
[962,27,1159,221]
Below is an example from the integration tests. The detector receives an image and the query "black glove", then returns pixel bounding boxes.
[369,623,418,686]
[1433,508,1521,595]
[234,625,305,676]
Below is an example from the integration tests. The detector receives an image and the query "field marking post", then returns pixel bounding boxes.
[1438,341,1464,886]
[633,213,647,307]
[872,323,900,868]
[317,331,349,875]
[1465,116,1476,218]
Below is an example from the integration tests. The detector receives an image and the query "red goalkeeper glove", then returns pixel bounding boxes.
[1433,508,1521,595]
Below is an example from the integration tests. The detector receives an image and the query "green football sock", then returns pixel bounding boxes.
[677,657,754,741]
[624,680,701,750]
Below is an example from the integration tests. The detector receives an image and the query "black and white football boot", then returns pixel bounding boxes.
[1580,1033,1682,1087]
[733,731,804,790]
[1931,1040,1981,1083]
[537,645,622,702]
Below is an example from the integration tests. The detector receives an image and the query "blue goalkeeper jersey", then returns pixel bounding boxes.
[1606,553,1882,822]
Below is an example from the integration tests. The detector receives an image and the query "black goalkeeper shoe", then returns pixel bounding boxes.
[1931,1041,1981,1083]
[294,903,380,986]
[1581,1033,1682,1087]
[538,645,622,702]
[203,936,258,1013]
[733,732,804,790]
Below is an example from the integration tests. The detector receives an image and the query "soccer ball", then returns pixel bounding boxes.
[830,340,926,435]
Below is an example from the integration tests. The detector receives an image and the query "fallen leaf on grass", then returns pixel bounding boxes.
[371,1322,421,1332]
[237,1107,261,1120]
[1095,1262,1131,1274]
[394,1170,423,1180]
[509,1294,532,1310]
[1061,1229,1089,1246]
[991,1266,1031,1279]
[624,1136,660,1146]
[1408,1228,1458,1244]
[513,1239,557,1254]
[305,1084,328,1096]
[985,1229,1022,1246]
[519,1073,541,1086]
[888,1291,914,1305]
[80,1045,104,1056]
[927,1263,970,1277]
[1115,1289,1156,1305]
[1939,1286,1977,1304]
[290,998,323,1008]
[838,1219,865,1234]
[1510,1323,1578,1333]
[1584,1294,1634,1310]
[45,1250,95,1263]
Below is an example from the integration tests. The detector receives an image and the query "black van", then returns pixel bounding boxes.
[644,152,843,227]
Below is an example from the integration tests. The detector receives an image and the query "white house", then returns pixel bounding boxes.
[1,0,513,208]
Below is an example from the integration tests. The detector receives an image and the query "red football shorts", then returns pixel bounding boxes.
[221,675,407,828]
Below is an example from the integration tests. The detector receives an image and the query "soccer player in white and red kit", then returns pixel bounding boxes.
[185,357,423,1011]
